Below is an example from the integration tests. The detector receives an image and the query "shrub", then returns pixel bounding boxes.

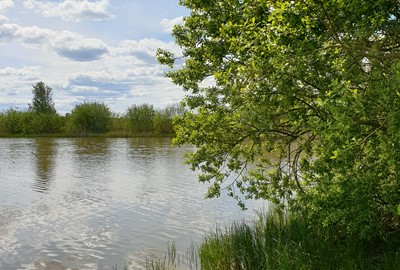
[21,111,64,135]
[68,102,112,135]
[0,109,24,135]
[153,105,185,135]
[126,104,155,134]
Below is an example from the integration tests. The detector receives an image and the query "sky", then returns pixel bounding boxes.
[0,0,188,114]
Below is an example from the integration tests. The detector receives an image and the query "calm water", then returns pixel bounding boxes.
[0,138,266,270]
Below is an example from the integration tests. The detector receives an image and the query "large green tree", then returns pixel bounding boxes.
[29,81,56,114]
[158,0,400,238]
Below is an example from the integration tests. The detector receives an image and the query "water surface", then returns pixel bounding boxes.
[0,138,266,269]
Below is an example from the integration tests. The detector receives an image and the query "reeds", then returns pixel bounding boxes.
[145,209,400,270]
[198,210,400,269]
[145,243,199,270]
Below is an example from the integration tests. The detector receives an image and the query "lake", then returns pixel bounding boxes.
[0,138,266,269]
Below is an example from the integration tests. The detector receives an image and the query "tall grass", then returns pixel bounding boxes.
[145,243,199,270]
[199,210,400,270]
[145,209,400,270]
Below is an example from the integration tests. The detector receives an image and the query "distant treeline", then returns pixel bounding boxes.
[0,102,184,137]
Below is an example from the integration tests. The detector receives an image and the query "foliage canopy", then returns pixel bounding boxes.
[126,104,156,134]
[68,102,112,135]
[158,0,400,238]
[29,82,56,114]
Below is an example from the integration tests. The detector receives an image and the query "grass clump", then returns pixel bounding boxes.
[198,209,400,270]
[145,243,199,270]
[144,208,400,270]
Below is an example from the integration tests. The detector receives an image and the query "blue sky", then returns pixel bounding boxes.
[0,0,188,114]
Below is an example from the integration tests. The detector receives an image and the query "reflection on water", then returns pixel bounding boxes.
[74,137,111,156]
[32,139,56,193]
[0,138,266,270]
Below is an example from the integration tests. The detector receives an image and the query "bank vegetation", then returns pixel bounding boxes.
[0,104,182,137]
[0,84,183,137]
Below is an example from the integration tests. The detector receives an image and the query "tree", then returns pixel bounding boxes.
[126,104,156,134]
[153,104,186,135]
[0,109,24,135]
[22,111,64,134]
[158,0,400,238]
[29,82,56,114]
[68,102,112,135]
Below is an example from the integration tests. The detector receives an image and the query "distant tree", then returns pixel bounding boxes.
[29,82,56,114]
[22,111,64,135]
[68,102,112,135]
[126,104,156,134]
[153,104,186,135]
[0,109,24,135]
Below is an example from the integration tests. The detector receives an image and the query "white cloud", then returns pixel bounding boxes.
[53,37,108,62]
[0,17,18,41]
[0,66,42,110]
[0,1,187,114]
[14,25,53,45]
[70,85,101,94]
[23,0,115,22]
[0,66,41,81]
[160,16,183,33]
[0,19,108,61]
[111,38,181,63]
[22,0,34,9]
[0,15,9,23]
[0,0,14,13]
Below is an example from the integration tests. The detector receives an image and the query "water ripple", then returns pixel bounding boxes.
[0,138,266,269]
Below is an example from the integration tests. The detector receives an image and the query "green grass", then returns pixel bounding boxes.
[145,209,400,270]
[145,243,199,270]
[199,210,400,270]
